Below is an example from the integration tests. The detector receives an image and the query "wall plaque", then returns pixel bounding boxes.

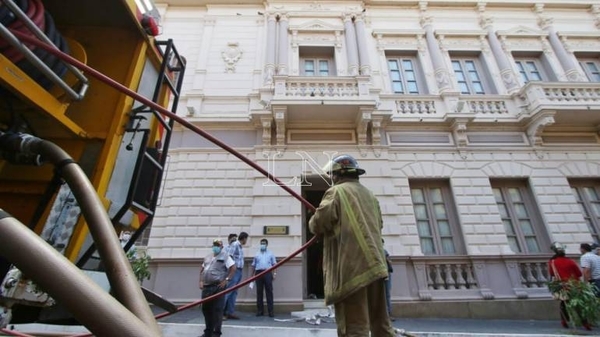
[263,226,289,235]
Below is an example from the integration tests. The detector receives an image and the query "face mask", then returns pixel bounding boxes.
[212,246,221,254]
[260,244,267,251]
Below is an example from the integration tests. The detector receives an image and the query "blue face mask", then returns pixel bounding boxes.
[212,246,221,254]
[260,244,267,251]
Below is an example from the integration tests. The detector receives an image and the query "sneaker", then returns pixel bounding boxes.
[222,315,228,321]
[226,314,240,320]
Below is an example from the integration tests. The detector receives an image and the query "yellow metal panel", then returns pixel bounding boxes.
[62,27,140,136]
[64,41,149,262]
[0,55,90,138]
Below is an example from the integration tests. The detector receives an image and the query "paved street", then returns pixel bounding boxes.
[153,307,600,336]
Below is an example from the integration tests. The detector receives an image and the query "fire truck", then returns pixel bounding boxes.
[0,0,185,335]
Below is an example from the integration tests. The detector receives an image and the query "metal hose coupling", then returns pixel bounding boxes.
[0,132,44,166]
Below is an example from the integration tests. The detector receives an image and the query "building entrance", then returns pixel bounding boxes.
[303,189,325,299]
[302,173,333,300]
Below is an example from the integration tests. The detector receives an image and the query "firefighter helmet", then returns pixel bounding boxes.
[322,154,366,176]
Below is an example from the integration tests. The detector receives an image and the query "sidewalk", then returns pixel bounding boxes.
[7,308,600,336]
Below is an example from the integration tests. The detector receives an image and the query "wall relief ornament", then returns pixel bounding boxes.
[222,42,243,73]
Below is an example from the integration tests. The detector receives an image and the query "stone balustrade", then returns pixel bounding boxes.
[272,76,371,99]
[464,97,510,114]
[393,255,553,301]
[395,98,438,115]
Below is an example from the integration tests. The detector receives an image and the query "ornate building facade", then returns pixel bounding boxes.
[146,0,600,318]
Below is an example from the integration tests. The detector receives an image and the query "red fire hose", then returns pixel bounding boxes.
[9,30,320,337]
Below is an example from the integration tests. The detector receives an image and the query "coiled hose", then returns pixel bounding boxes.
[0,0,69,89]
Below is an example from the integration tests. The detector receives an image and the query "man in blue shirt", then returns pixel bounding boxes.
[250,238,277,317]
[223,232,248,320]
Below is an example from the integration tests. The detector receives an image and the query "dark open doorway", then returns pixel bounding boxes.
[302,175,329,300]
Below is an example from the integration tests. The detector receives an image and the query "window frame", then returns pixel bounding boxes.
[514,58,546,83]
[491,180,548,254]
[409,180,465,255]
[569,180,600,244]
[301,58,333,76]
[298,46,336,77]
[450,57,487,95]
[579,58,600,82]
[387,57,421,94]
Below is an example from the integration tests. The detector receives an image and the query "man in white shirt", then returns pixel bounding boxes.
[580,243,600,297]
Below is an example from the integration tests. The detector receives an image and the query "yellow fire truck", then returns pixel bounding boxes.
[0,0,185,335]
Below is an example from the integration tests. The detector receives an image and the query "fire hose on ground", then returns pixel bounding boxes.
[0,30,413,337]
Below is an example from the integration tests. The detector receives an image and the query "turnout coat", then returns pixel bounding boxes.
[308,180,388,305]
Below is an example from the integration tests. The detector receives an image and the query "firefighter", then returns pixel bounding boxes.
[309,155,395,337]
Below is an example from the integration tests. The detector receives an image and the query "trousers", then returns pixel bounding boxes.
[255,270,274,315]
[333,279,395,337]
[202,285,225,337]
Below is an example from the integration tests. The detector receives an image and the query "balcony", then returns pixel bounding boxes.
[272,75,373,103]
[519,82,600,127]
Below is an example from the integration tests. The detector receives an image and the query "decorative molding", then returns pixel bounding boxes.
[500,68,519,92]
[274,108,287,146]
[591,4,600,29]
[420,15,433,29]
[302,1,329,11]
[221,42,243,73]
[526,111,555,147]
[496,26,546,38]
[434,68,451,91]
[449,117,472,148]
[356,110,372,146]
[289,19,344,33]
[565,69,586,82]
[540,36,552,55]
[260,117,272,145]
[334,30,343,49]
[416,34,427,54]
[371,29,426,37]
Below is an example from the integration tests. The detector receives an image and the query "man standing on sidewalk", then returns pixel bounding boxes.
[199,239,236,337]
[309,154,395,337]
[223,231,248,320]
[250,238,277,317]
[580,243,600,296]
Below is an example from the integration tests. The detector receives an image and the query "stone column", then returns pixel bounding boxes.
[480,17,519,93]
[354,14,371,76]
[421,17,452,92]
[277,14,289,75]
[343,14,359,76]
[545,24,585,81]
[535,6,585,81]
[263,14,277,85]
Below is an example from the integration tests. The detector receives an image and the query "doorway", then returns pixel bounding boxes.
[302,178,328,300]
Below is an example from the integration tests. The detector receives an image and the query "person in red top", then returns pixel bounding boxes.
[548,242,588,330]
